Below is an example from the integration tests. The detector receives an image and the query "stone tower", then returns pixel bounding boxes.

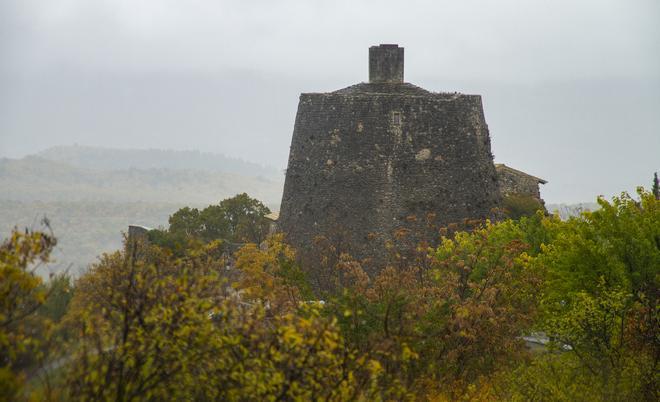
[279,44,500,284]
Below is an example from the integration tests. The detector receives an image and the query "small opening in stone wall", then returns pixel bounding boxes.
[392,112,401,125]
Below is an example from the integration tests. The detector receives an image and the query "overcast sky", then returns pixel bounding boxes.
[1,0,658,203]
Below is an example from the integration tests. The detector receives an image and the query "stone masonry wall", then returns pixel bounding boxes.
[279,86,501,285]
[369,45,404,83]
[497,169,542,200]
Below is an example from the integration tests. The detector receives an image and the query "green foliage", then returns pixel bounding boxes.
[213,193,272,243]
[37,273,74,323]
[0,224,55,401]
[64,240,228,400]
[317,220,544,399]
[167,206,204,238]
[156,193,272,247]
[529,189,660,401]
[501,194,545,220]
[540,189,658,298]
[234,234,313,308]
[63,238,377,401]
[2,188,657,400]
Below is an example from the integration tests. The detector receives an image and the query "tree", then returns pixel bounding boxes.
[0,224,56,401]
[7,188,657,400]
[63,237,378,400]
[159,193,271,246]
[233,234,312,315]
[64,239,229,400]
[215,192,271,243]
[501,194,545,220]
[653,172,659,200]
[167,206,202,238]
[509,189,660,401]
[37,273,74,323]
[319,220,544,399]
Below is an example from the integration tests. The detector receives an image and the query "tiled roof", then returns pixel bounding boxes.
[265,211,279,221]
[495,164,547,184]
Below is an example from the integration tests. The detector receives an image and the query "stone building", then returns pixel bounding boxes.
[495,164,547,202]
[278,44,501,283]
[127,224,151,243]
[264,211,280,236]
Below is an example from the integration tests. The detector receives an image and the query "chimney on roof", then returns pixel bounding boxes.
[369,44,404,84]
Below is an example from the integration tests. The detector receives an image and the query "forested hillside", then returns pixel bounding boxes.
[0,200,182,276]
[37,145,281,179]
[0,147,284,274]
[0,156,283,204]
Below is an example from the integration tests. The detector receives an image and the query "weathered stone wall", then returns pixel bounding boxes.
[128,225,150,243]
[497,169,542,200]
[279,83,501,284]
[369,45,404,83]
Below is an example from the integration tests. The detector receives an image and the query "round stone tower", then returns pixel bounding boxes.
[279,44,500,284]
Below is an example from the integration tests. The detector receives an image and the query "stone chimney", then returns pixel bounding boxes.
[369,44,404,83]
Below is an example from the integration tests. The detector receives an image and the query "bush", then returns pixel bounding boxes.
[502,194,545,219]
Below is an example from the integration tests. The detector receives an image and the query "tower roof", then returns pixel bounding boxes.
[306,44,471,98]
[331,82,432,96]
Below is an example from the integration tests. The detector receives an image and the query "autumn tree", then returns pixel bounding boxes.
[63,236,382,400]
[500,189,659,401]
[6,185,657,400]
[233,234,312,315]
[317,219,544,399]
[0,224,56,401]
[63,237,229,400]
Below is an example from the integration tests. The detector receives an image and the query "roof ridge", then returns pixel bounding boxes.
[496,164,547,184]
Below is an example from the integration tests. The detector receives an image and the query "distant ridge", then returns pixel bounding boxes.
[37,145,281,179]
[0,147,285,275]
[0,156,283,206]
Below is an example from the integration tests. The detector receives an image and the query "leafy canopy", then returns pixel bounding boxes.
[152,193,272,252]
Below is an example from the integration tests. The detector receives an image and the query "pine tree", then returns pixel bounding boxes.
[653,172,660,200]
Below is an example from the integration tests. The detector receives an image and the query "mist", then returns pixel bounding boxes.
[1,0,659,203]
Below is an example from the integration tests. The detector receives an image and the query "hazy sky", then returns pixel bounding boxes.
[1,0,659,203]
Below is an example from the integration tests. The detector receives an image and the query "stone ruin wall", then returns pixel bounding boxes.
[279,91,501,281]
[497,170,543,200]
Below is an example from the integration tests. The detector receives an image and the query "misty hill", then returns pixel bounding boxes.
[0,148,284,275]
[0,155,283,206]
[0,200,181,277]
[38,145,282,180]
[0,147,599,276]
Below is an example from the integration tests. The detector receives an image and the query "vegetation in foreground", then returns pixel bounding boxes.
[1,190,658,401]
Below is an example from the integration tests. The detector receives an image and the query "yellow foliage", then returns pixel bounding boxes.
[0,226,55,400]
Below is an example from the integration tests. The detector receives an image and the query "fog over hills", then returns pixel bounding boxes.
[0,146,284,275]
[0,157,283,205]
[0,145,610,276]
[37,145,281,180]
[1,146,284,205]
